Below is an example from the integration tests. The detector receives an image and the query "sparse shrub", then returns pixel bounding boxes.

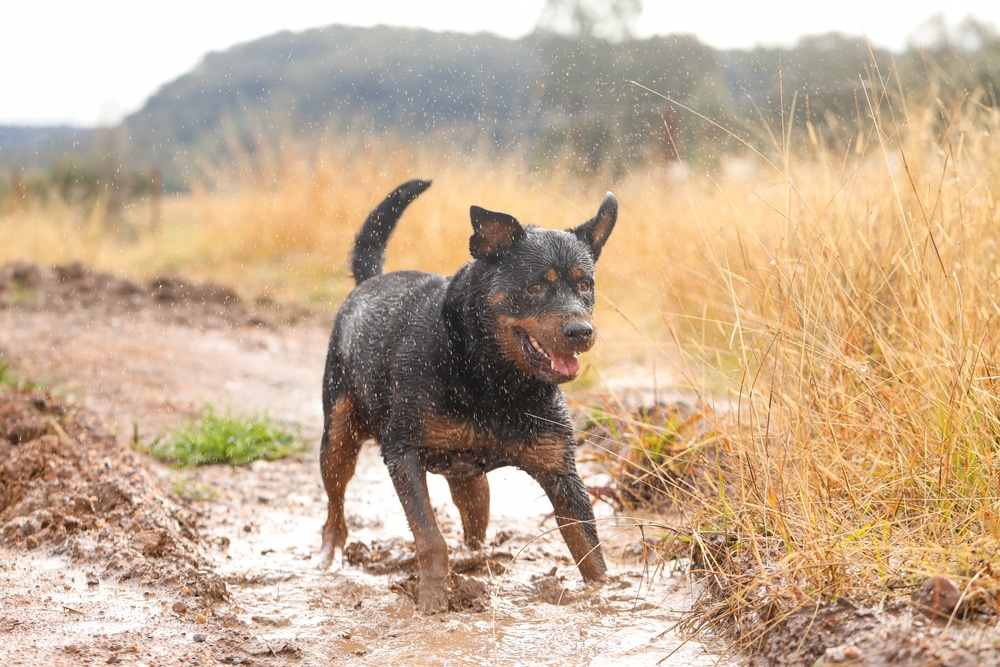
[584,400,717,509]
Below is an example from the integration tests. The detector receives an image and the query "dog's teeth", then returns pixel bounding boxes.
[529,335,549,359]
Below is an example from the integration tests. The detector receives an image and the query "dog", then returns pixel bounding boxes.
[319,179,617,613]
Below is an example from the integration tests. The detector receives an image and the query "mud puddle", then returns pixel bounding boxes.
[0,262,724,666]
[197,449,719,666]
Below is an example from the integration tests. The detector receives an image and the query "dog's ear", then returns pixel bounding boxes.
[570,192,617,261]
[469,206,526,260]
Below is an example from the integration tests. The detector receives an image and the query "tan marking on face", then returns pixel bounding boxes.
[490,290,507,308]
[495,308,595,378]
[543,269,557,283]
[496,313,544,376]
[571,268,584,281]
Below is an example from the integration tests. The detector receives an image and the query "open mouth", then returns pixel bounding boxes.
[515,328,580,382]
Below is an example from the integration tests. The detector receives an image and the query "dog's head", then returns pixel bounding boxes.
[468,193,617,384]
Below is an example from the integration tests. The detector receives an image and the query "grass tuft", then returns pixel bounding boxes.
[612,61,1000,655]
[145,407,306,467]
[0,361,47,392]
[583,399,718,510]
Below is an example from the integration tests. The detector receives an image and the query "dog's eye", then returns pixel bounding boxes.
[578,280,592,293]
[526,283,543,295]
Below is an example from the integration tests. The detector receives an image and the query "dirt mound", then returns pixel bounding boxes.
[743,598,1000,667]
[0,386,226,603]
[0,260,311,328]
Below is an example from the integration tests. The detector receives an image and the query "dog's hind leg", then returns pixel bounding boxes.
[446,474,490,549]
[318,393,366,570]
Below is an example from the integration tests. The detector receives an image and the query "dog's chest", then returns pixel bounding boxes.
[415,414,569,477]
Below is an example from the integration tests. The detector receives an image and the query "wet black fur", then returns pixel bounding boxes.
[320,179,617,612]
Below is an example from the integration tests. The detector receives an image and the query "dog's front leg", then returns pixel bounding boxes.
[384,446,450,613]
[534,470,607,583]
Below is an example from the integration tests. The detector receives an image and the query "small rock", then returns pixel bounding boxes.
[825,644,861,661]
[912,576,963,618]
[172,601,187,614]
[252,615,291,627]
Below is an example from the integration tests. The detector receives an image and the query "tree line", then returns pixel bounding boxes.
[2,17,999,200]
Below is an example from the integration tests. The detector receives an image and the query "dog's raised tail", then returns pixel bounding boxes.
[351,179,432,284]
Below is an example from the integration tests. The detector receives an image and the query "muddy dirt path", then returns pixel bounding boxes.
[0,263,722,666]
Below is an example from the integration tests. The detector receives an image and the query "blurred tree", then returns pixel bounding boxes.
[908,13,999,52]
[900,15,1000,110]
[9,20,997,187]
[50,156,99,204]
[535,0,642,42]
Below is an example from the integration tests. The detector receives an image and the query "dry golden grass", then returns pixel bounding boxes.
[656,89,1000,649]
[4,78,1000,653]
[0,133,691,381]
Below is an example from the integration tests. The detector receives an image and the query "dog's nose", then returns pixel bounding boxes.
[562,321,593,344]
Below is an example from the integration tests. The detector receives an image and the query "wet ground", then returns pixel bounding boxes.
[0,262,722,666]
[10,261,1000,666]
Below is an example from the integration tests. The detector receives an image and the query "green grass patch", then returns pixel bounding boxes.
[0,361,18,388]
[0,361,47,391]
[1,287,40,308]
[170,475,220,501]
[146,407,306,467]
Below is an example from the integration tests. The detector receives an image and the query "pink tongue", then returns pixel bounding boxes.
[551,352,579,377]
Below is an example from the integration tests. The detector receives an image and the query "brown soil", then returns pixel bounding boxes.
[4,260,998,667]
[0,262,719,666]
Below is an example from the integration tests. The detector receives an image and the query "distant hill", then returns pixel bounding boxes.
[0,126,96,170]
[127,26,543,154]
[3,22,998,188]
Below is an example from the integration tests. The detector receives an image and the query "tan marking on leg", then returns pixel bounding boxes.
[447,474,490,548]
[319,394,368,569]
[514,434,572,476]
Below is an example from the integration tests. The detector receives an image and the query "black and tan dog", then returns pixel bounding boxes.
[319,179,617,613]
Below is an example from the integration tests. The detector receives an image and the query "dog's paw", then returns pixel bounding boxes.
[317,545,344,571]
[416,578,450,614]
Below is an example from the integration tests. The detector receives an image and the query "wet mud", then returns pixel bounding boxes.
[0,262,721,666]
[6,261,1000,666]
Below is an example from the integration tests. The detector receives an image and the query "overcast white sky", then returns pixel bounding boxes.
[3,0,999,126]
